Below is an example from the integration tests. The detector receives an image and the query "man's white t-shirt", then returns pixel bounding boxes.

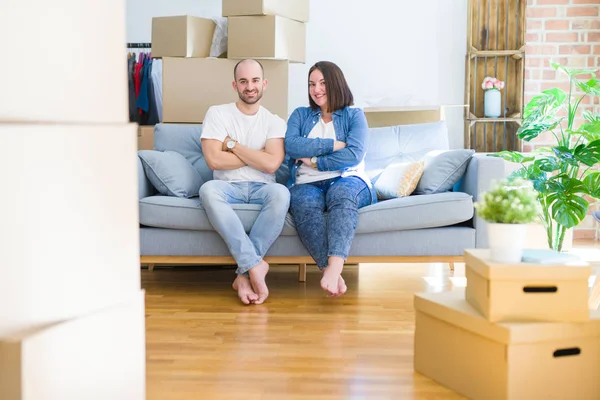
[201,103,287,184]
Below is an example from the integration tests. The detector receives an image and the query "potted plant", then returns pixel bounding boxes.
[482,76,505,118]
[491,62,600,252]
[475,178,541,263]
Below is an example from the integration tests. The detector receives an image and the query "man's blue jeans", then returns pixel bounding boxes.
[289,176,371,270]
[199,180,290,276]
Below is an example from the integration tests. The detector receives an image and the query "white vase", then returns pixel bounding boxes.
[487,223,527,263]
[484,89,501,118]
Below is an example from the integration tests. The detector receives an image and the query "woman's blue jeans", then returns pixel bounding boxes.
[289,176,371,270]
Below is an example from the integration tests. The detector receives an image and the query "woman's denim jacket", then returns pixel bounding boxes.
[284,106,377,205]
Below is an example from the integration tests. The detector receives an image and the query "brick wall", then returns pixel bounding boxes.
[525,0,600,239]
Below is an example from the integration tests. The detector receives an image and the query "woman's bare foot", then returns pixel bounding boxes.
[321,257,345,296]
[249,260,270,304]
[336,275,347,296]
[232,275,259,305]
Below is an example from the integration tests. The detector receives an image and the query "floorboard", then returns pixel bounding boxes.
[142,263,466,399]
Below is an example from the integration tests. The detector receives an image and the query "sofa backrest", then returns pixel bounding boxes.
[153,119,450,185]
[364,121,449,183]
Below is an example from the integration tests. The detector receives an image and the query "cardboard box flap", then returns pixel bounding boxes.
[414,290,600,344]
[465,249,591,280]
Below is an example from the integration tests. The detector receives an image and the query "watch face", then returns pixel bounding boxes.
[227,140,235,149]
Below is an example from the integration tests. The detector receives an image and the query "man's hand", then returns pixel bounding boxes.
[334,141,346,151]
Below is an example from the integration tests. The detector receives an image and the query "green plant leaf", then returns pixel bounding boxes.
[574,139,600,166]
[549,194,588,228]
[546,175,588,196]
[553,146,579,166]
[522,89,565,120]
[583,171,600,198]
[489,151,535,164]
[568,128,600,143]
[534,157,560,172]
[575,77,600,96]
[533,146,554,154]
[551,62,598,78]
[583,110,600,123]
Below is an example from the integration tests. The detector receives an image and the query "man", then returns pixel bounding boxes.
[200,59,289,305]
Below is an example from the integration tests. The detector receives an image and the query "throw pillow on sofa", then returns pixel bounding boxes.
[138,150,204,198]
[374,161,424,200]
[413,149,475,195]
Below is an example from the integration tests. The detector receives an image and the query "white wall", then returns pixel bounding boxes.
[127,0,468,148]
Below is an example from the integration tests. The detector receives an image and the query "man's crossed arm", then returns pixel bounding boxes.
[201,137,285,174]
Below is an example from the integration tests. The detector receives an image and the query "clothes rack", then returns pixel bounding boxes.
[126,42,162,125]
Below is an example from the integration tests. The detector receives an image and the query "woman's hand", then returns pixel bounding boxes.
[298,157,312,166]
[334,140,346,151]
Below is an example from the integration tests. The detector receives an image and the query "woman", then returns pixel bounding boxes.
[284,61,377,297]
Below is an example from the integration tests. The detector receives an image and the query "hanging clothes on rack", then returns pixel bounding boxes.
[126,43,162,125]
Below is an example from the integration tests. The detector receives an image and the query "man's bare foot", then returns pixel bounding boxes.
[321,259,345,296]
[248,260,270,304]
[232,275,259,305]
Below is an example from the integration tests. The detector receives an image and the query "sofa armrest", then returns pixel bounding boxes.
[137,156,155,199]
[456,153,507,248]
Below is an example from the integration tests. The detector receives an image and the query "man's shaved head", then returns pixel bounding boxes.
[233,59,264,81]
[232,59,267,105]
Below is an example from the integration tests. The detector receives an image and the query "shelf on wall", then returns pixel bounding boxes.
[464,0,526,153]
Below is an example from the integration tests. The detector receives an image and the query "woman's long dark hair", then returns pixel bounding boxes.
[308,61,354,113]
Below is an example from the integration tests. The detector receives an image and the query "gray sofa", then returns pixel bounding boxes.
[137,121,504,276]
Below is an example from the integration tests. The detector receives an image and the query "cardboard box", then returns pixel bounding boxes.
[0,292,145,400]
[152,15,216,58]
[465,249,591,323]
[0,123,140,338]
[227,16,306,63]
[162,57,289,123]
[363,106,443,127]
[1,0,128,123]
[222,0,309,23]
[414,290,600,400]
[138,126,155,150]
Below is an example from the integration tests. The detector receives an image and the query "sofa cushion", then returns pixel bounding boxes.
[374,161,424,200]
[153,123,214,184]
[138,150,204,198]
[413,149,475,195]
[364,121,449,184]
[139,191,473,235]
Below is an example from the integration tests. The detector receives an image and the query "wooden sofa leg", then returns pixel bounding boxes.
[148,264,155,272]
[298,263,307,283]
[449,262,455,272]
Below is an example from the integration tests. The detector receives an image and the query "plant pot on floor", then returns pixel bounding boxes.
[487,222,527,263]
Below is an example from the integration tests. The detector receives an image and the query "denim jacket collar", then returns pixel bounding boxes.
[309,107,344,118]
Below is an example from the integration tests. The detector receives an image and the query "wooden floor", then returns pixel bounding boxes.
[142,263,466,400]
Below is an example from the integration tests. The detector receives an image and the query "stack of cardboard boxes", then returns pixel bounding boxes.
[139,0,310,150]
[414,249,600,399]
[1,0,145,398]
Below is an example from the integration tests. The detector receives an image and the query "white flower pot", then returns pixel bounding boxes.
[487,223,527,263]
[484,89,501,118]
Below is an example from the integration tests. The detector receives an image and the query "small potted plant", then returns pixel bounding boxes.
[474,178,541,263]
[482,76,505,118]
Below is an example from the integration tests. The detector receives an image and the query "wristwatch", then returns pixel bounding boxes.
[226,139,237,151]
[310,156,318,169]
